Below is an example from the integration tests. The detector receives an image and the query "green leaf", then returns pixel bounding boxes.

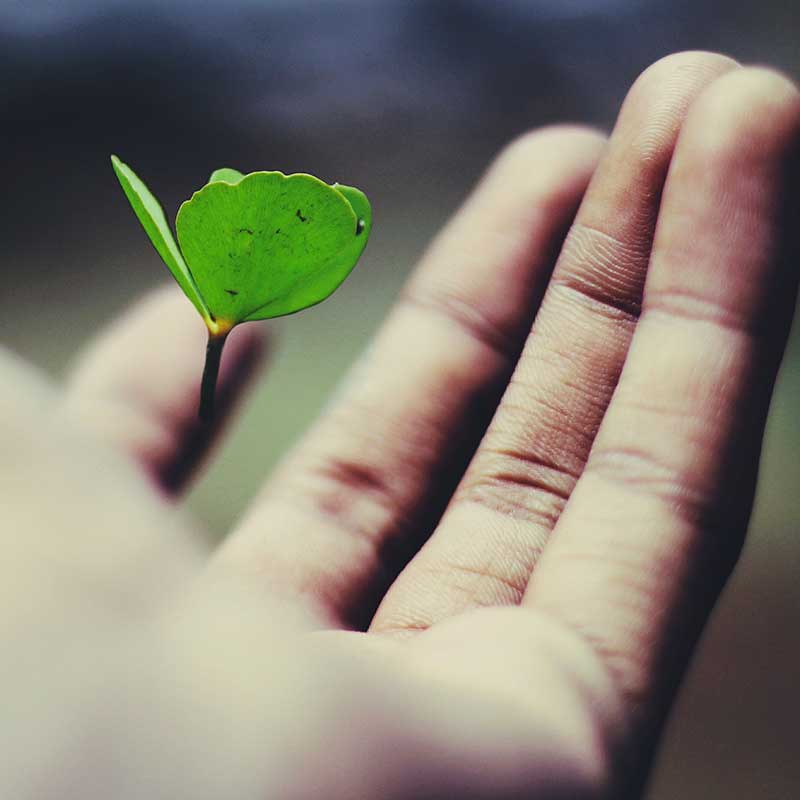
[176,171,371,325]
[243,181,372,321]
[111,155,209,321]
[207,167,245,185]
[112,158,371,422]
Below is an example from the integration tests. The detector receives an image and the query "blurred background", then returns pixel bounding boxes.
[1,1,798,797]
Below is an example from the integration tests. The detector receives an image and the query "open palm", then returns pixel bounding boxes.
[5,52,798,800]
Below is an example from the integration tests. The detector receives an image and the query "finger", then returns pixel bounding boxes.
[64,285,267,495]
[371,51,739,634]
[525,68,800,790]
[216,126,607,628]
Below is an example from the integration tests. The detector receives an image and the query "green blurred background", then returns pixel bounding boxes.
[1,1,798,796]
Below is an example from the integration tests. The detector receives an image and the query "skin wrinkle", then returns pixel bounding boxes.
[643,289,766,336]
[457,483,566,531]
[275,453,417,546]
[458,445,578,524]
[397,282,523,365]
[371,51,741,638]
[552,222,647,319]
[276,285,526,531]
[583,446,719,529]
[423,561,525,607]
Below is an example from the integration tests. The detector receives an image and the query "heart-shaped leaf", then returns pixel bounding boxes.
[176,171,369,325]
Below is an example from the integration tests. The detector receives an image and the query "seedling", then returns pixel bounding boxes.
[111,156,371,421]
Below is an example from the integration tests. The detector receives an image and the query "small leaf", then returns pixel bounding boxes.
[207,167,245,185]
[111,156,209,321]
[176,171,370,325]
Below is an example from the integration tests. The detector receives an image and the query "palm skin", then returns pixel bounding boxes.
[2,52,798,800]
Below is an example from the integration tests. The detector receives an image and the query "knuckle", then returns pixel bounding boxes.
[398,282,519,363]
[643,286,758,338]
[554,222,646,322]
[274,452,405,548]
[586,444,713,526]
[459,445,578,526]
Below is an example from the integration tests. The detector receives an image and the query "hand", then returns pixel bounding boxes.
[2,52,798,799]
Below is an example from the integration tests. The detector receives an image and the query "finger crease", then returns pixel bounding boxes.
[585,445,716,528]
[399,285,522,365]
[643,288,764,339]
[552,221,649,323]
[277,456,416,549]
[432,560,528,601]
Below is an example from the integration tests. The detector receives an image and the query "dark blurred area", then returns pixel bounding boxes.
[1,1,798,798]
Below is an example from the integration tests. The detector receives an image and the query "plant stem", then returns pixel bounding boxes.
[199,331,228,423]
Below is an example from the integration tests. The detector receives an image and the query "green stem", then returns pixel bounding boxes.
[199,331,228,423]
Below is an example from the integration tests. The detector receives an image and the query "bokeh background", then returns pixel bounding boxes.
[1,1,798,797]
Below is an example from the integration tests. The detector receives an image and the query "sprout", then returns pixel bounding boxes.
[111,156,371,421]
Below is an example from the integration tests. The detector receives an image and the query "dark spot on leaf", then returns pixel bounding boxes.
[238,227,254,235]
[225,289,239,296]
[356,219,365,236]
[296,209,308,222]
[275,228,281,234]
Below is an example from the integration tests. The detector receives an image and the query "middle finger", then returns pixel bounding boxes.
[372,51,739,635]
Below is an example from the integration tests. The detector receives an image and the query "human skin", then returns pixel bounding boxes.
[2,51,798,799]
